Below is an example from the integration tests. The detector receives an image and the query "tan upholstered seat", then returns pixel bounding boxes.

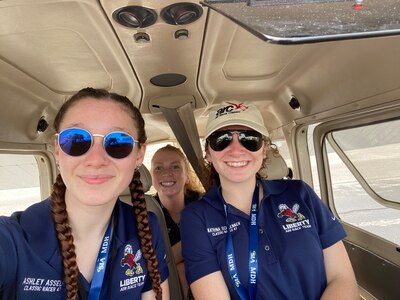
[259,148,290,179]
[120,165,183,300]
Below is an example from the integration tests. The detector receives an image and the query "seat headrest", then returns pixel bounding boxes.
[138,164,152,193]
[259,148,289,180]
[120,164,152,198]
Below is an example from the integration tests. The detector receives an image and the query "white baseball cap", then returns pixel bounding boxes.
[205,101,269,139]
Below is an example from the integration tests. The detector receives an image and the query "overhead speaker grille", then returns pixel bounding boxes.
[161,2,203,25]
[113,6,157,28]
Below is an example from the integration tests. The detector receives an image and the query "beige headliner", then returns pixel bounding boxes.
[1,0,400,146]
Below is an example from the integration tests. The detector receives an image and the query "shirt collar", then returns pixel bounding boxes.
[19,199,61,271]
[113,199,142,250]
[203,179,288,210]
[18,199,136,272]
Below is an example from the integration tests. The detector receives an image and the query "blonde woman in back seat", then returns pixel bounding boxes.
[151,145,204,299]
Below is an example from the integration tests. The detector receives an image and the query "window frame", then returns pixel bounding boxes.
[310,105,400,265]
[0,145,56,204]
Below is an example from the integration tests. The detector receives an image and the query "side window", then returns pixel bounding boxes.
[0,154,41,216]
[311,120,400,246]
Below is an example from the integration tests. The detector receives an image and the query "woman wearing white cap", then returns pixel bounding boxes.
[180,101,358,300]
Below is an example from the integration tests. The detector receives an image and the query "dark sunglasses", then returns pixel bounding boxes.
[207,130,264,152]
[56,127,137,159]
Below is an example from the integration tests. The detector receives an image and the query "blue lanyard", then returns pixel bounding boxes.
[87,214,114,300]
[224,182,259,300]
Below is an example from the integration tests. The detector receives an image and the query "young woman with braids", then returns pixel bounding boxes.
[180,101,358,300]
[0,87,169,300]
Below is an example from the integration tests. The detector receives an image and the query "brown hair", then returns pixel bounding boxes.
[152,144,204,194]
[51,87,162,299]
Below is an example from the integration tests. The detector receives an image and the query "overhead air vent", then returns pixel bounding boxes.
[161,2,203,25]
[113,6,157,28]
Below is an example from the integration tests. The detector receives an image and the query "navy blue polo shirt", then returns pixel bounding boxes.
[0,199,169,299]
[154,190,200,246]
[181,179,346,300]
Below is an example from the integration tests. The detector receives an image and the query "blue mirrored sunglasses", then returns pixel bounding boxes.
[56,127,137,159]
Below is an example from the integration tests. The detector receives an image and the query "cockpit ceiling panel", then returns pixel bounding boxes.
[202,0,400,44]
[0,30,110,93]
[0,0,141,102]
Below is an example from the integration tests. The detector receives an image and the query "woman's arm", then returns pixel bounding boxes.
[0,223,18,288]
[141,279,170,300]
[321,241,359,300]
[190,271,230,300]
[172,242,192,298]
[181,204,229,298]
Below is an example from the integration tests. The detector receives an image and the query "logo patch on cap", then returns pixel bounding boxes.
[215,102,248,119]
[205,101,269,138]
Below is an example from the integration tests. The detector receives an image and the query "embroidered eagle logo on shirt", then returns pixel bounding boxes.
[277,203,305,222]
[277,203,311,233]
[120,244,143,276]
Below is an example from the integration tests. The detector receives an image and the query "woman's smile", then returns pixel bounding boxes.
[159,180,176,187]
[79,175,114,185]
[225,160,249,168]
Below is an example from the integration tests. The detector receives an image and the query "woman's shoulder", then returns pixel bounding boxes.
[1,199,51,229]
[185,189,202,203]
[262,177,306,186]
[262,178,311,194]
[262,179,323,209]
[118,199,161,230]
[22,198,51,217]
[0,199,58,263]
[182,192,221,221]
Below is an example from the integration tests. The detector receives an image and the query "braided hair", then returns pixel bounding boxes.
[50,174,77,300]
[52,87,162,299]
[130,170,162,298]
